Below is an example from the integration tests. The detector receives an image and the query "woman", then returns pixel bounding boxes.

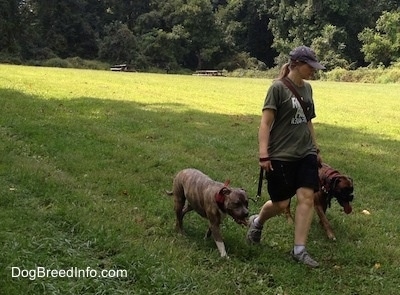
[246,46,324,267]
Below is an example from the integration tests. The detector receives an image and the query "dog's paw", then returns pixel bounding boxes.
[327,233,337,241]
[220,253,230,259]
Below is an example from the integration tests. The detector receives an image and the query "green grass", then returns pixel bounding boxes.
[0,64,399,294]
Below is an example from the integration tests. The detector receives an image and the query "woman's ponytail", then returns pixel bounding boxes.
[276,62,290,80]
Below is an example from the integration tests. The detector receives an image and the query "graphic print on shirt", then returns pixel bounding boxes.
[290,97,307,124]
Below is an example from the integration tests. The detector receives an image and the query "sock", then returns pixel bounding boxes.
[294,245,305,255]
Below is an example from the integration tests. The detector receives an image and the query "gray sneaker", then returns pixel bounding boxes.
[246,215,263,244]
[291,249,319,268]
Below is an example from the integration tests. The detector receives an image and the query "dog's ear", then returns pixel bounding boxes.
[332,177,341,189]
[217,179,231,197]
[219,187,232,196]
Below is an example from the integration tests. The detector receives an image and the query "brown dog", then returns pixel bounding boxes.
[285,163,354,240]
[167,168,249,257]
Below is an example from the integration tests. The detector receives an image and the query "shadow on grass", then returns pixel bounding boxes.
[1,88,399,294]
[2,87,398,203]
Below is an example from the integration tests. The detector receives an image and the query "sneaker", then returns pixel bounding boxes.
[291,249,319,268]
[246,215,263,244]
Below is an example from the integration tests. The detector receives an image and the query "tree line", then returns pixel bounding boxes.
[1,0,399,71]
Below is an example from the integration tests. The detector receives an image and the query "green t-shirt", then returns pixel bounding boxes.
[262,79,317,161]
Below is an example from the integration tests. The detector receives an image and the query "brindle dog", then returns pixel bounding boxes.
[285,163,354,240]
[167,168,249,257]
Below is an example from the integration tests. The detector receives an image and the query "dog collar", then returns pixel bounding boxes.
[321,168,341,191]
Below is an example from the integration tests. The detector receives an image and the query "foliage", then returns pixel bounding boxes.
[267,0,400,68]
[322,66,400,83]
[176,0,225,69]
[0,51,22,64]
[267,0,321,63]
[214,0,275,66]
[358,11,400,67]
[1,0,400,71]
[42,57,72,68]
[98,21,137,64]
[65,57,110,70]
[218,51,267,71]
[0,0,19,54]
[311,25,349,70]
[35,1,99,59]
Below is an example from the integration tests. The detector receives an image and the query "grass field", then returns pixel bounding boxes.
[0,64,399,294]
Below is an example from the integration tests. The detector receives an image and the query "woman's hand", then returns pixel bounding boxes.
[317,153,322,167]
[259,158,273,172]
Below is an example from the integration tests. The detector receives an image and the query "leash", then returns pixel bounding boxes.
[280,77,311,121]
[256,167,264,201]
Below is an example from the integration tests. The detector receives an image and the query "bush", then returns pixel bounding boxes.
[0,52,22,64]
[228,67,278,79]
[65,57,109,70]
[322,67,400,83]
[376,69,400,83]
[32,47,58,60]
[218,52,266,71]
[42,58,72,68]
[25,57,109,70]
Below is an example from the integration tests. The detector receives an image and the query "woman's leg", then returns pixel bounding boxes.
[247,199,290,244]
[294,187,315,245]
[292,186,319,267]
[258,199,290,224]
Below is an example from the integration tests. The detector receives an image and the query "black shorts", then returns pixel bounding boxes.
[266,154,319,202]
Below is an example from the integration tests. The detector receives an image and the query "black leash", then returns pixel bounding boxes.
[256,167,264,200]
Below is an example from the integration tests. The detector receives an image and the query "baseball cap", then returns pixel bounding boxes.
[289,46,326,70]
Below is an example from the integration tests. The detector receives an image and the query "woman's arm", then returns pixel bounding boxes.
[308,120,322,165]
[259,109,275,170]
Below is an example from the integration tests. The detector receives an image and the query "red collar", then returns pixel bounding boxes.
[320,166,341,193]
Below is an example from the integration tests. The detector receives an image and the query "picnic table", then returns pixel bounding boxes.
[110,64,128,71]
[193,70,224,76]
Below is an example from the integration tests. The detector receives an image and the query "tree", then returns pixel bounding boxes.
[16,0,102,60]
[311,24,348,70]
[60,1,98,58]
[179,0,224,69]
[134,0,192,69]
[102,0,151,30]
[2,0,400,71]
[358,11,400,66]
[267,0,400,68]
[136,0,225,70]
[267,0,322,65]
[215,0,275,66]
[137,26,190,70]
[0,0,19,55]
[98,21,137,64]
